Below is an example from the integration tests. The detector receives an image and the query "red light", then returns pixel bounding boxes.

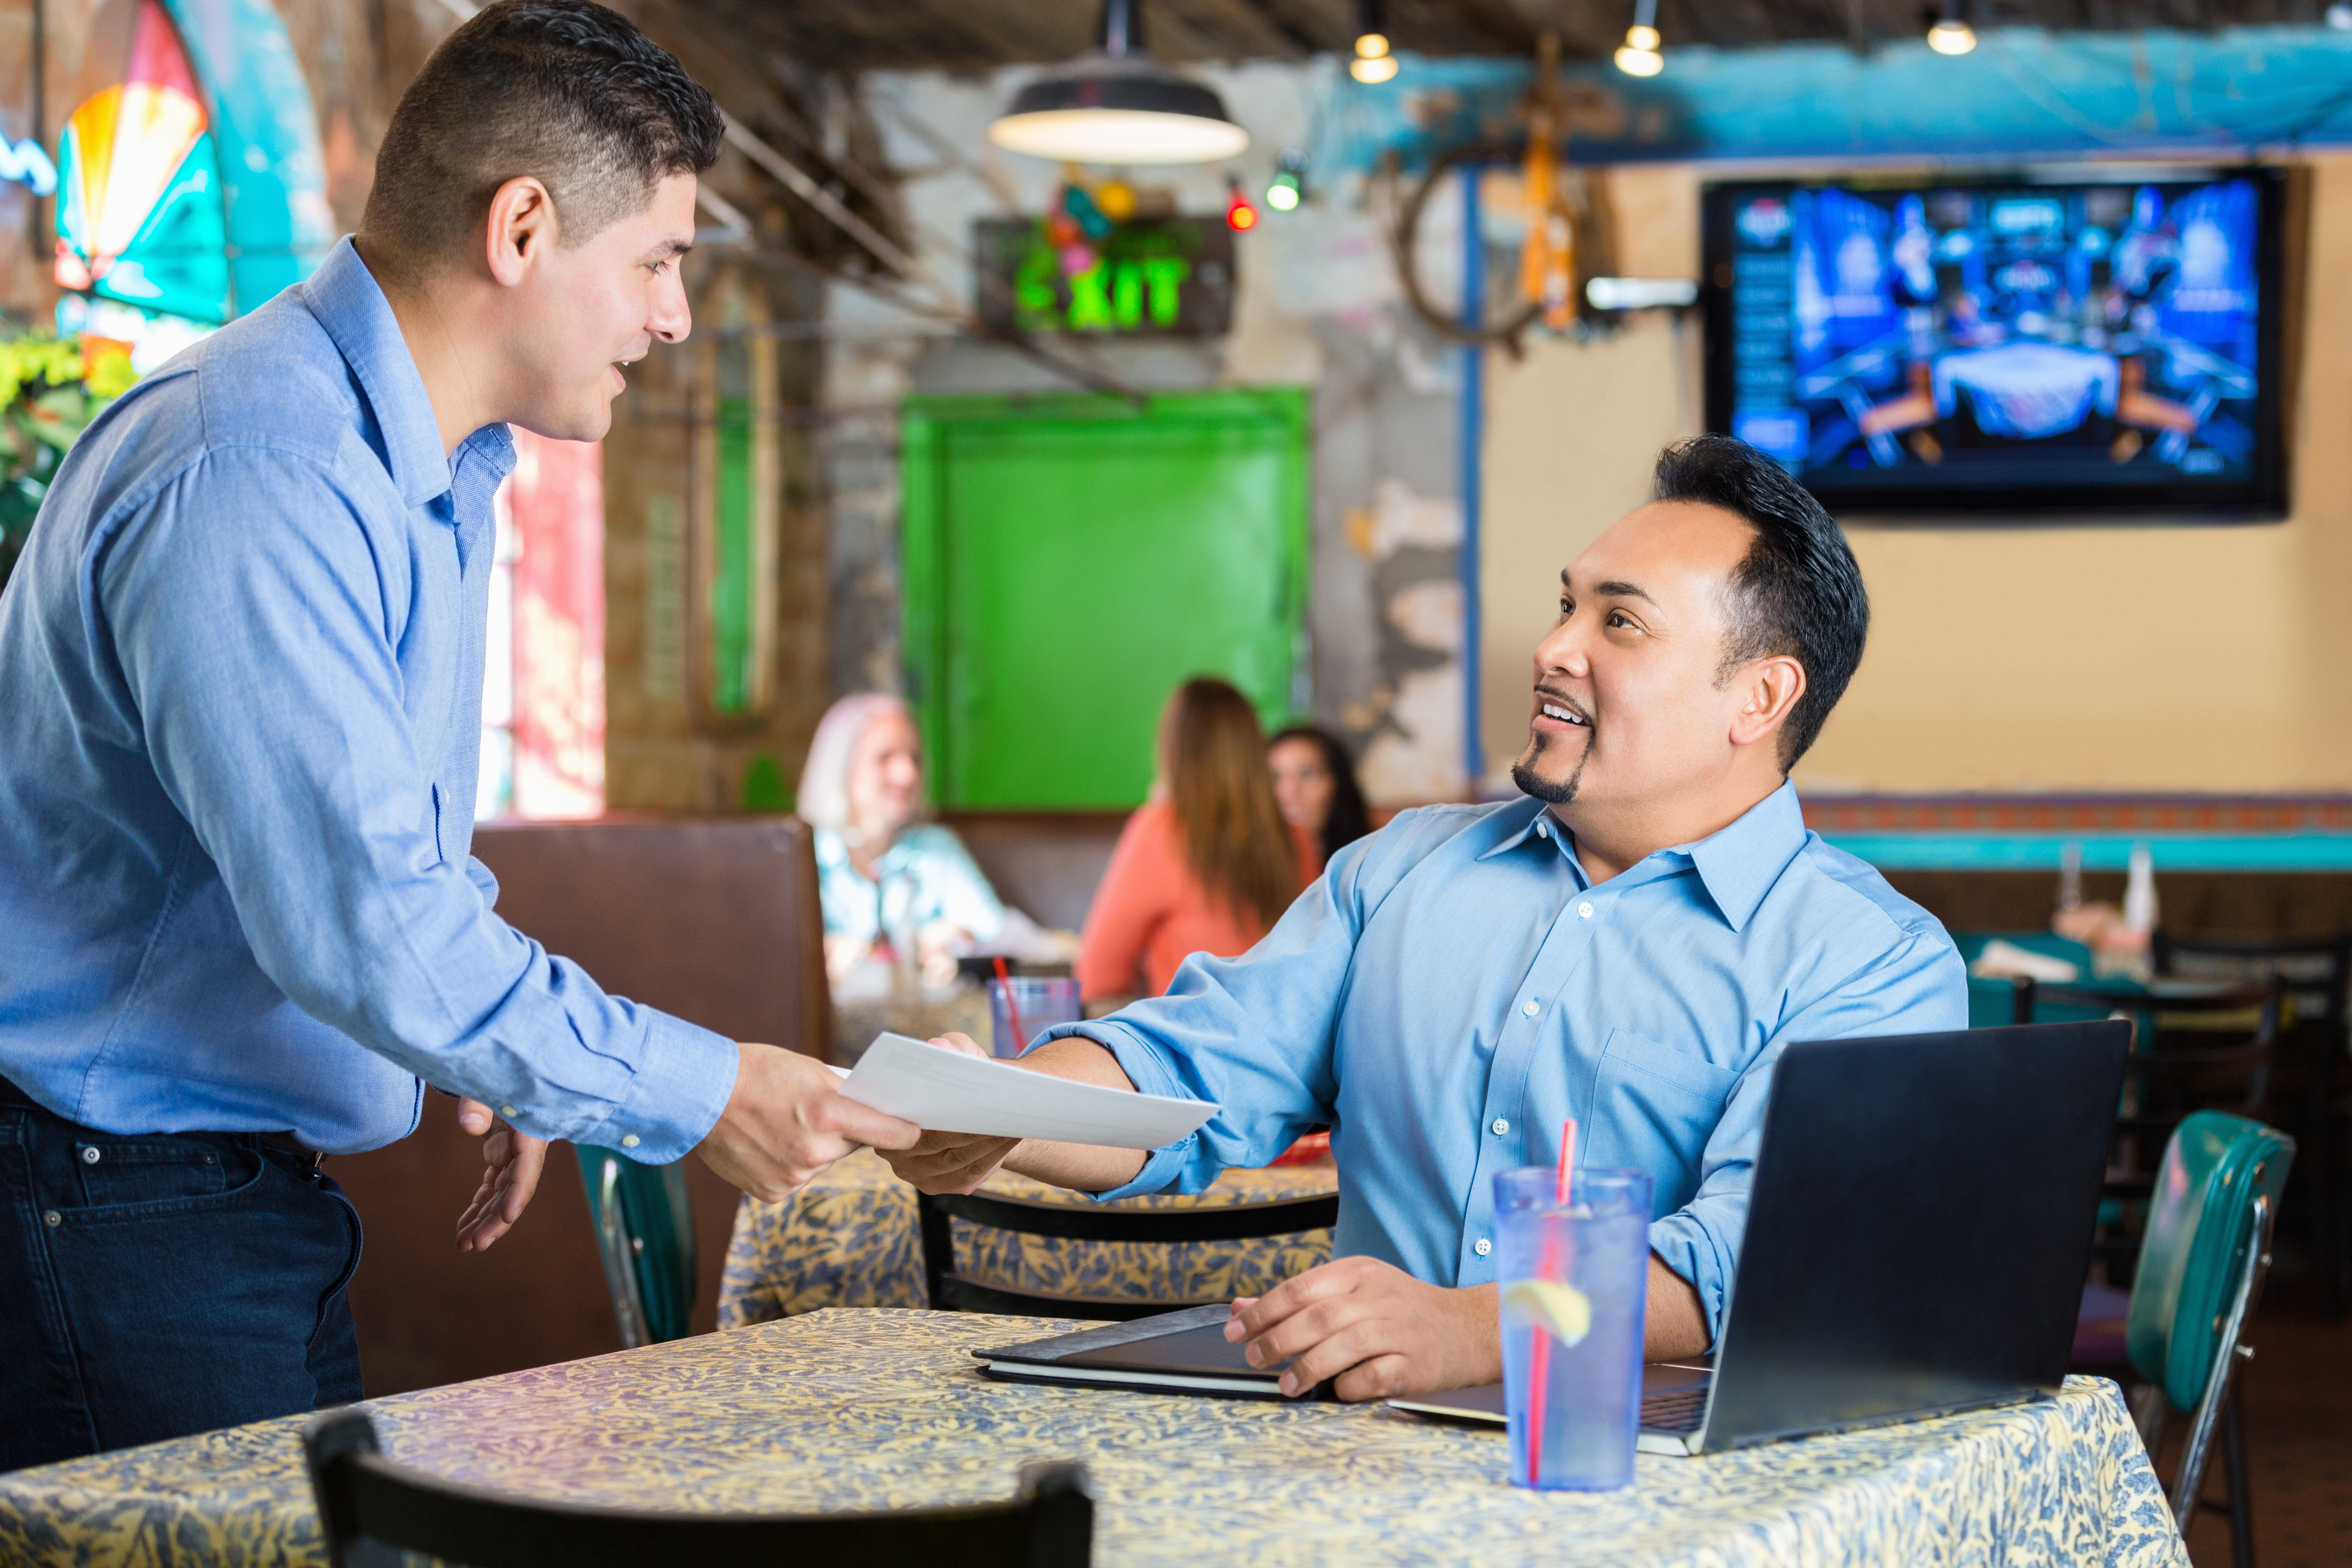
[1226,181,1258,232]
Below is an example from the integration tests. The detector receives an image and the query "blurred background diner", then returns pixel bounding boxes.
[4,0,2352,1560]
[1077,677,1312,1009]
[1269,723,1373,880]
[799,691,1009,992]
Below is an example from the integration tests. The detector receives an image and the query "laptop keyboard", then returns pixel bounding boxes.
[1640,1385,1708,1434]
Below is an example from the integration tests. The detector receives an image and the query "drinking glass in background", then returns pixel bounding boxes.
[988,975,1082,1059]
[1494,1166,1653,1491]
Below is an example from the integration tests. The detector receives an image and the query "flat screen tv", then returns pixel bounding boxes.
[1701,169,2287,517]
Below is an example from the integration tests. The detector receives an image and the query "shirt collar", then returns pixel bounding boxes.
[1478,779,1811,931]
[1678,780,1810,931]
[300,238,469,509]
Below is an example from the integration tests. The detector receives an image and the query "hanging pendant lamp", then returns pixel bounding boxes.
[987,0,1249,166]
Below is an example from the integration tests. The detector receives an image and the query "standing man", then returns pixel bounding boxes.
[883,436,1969,1400]
[0,1,916,1471]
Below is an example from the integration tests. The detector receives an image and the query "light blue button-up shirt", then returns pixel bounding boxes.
[0,239,738,1158]
[1056,782,1967,1339]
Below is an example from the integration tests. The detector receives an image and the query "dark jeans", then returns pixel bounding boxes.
[0,1078,364,1472]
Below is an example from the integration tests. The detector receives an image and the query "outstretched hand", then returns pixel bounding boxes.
[872,1032,1023,1194]
[453,1097,548,1253]
[695,1041,923,1203]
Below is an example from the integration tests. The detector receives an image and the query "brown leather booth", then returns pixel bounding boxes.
[332,816,827,1396]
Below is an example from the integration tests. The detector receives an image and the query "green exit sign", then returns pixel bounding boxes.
[975,218,1235,338]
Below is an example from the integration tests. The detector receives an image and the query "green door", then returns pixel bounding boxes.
[903,389,1310,810]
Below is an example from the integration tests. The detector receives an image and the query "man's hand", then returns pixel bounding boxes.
[453,1097,547,1253]
[695,1041,922,1202]
[872,1032,1021,1194]
[1223,1256,1500,1402]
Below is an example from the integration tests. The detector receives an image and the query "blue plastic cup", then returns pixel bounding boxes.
[987,975,1081,1059]
[1493,1166,1653,1491]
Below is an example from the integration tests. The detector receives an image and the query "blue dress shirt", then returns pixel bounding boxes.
[0,239,738,1158]
[1054,782,1968,1339]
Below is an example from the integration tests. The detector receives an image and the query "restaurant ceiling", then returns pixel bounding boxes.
[682,0,2338,71]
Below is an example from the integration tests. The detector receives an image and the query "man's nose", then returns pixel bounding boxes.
[1533,615,1591,678]
[650,275,691,345]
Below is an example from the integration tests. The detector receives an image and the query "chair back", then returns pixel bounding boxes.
[2154,929,2351,1031]
[2011,974,2284,1118]
[918,1188,1339,1319]
[578,1146,696,1346]
[2126,1110,2295,1412]
[303,1409,1093,1568]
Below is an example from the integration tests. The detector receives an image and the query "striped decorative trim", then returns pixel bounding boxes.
[1802,796,2352,835]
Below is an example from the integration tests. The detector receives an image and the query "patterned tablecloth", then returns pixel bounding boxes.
[0,1309,2188,1567]
[719,1148,1337,1326]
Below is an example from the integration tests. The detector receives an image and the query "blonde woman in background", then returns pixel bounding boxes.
[1077,677,1315,1006]
[799,694,1005,988]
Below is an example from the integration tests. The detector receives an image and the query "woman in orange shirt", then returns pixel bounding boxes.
[1077,677,1315,1005]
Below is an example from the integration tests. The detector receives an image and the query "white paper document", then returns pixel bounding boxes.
[836,1033,1218,1151]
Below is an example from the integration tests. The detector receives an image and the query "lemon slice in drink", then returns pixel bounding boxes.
[1499,1279,1592,1345]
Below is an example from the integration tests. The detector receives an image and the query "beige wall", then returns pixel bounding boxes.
[1479,158,2352,796]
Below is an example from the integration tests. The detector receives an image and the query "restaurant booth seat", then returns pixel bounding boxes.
[329,816,831,1393]
[302,1408,1094,1568]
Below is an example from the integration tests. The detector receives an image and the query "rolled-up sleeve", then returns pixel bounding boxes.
[101,449,737,1161]
[1040,834,1384,1200]
[1645,928,1970,1341]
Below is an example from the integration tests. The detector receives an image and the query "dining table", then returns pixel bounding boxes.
[0,1307,2189,1567]
[719,1147,1337,1326]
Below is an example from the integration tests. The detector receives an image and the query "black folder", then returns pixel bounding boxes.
[973,1304,1339,1400]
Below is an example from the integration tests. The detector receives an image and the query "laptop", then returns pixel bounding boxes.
[1387,1021,2130,1454]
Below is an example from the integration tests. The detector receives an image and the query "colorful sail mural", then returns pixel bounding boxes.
[54,0,231,329]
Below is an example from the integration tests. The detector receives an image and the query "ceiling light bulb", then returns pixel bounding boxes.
[1614,32,1663,76]
[1350,54,1400,83]
[1926,18,1976,54]
[1354,32,1390,58]
[1266,182,1300,211]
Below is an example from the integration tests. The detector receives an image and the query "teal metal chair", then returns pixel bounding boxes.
[576,1146,697,1347]
[2125,1109,2295,1564]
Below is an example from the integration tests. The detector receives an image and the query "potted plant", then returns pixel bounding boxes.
[0,333,138,597]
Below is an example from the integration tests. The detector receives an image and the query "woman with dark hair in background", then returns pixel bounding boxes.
[1267,724,1371,879]
[1077,678,1315,1006]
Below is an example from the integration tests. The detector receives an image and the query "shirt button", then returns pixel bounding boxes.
[1578,901,1595,919]
[1536,819,1550,839]
[1474,1237,1493,1257]
[80,1146,101,1164]
[1491,1118,1510,1136]
[620,1135,641,1149]
[1522,999,1539,1017]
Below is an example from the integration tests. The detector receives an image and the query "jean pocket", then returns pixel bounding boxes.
[69,1136,264,1217]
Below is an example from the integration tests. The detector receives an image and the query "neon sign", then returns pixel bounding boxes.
[975,217,1234,338]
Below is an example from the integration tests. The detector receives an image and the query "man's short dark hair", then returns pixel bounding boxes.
[361,0,721,275]
[1652,435,1869,771]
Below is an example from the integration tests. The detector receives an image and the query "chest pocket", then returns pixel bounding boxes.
[1586,1027,1743,1211]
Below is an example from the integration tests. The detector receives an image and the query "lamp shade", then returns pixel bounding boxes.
[989,52,1248,164]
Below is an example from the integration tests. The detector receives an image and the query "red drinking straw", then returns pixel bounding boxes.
[993,956,1024,1058]
[1524,1119,1577,1484]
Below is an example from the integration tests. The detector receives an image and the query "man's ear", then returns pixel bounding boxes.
[482,176,558,287]
[1729,654,1807,755]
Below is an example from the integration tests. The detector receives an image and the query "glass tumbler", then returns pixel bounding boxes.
[987,975,1082,1058]
[1493,1166,1653,1491]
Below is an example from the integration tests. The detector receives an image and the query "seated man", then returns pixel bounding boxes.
[886,435,1967,1400]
